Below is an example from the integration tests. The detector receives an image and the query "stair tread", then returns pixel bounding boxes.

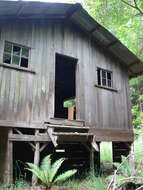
[45,118,85,127]
[46,124,90,130]
[52,132,93,136]
[49,118,85,122]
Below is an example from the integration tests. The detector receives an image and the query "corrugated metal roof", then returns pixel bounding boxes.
[0,0,142,78]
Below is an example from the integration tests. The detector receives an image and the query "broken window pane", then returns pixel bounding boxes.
[107,72,111,80]
[3,53,11,64]
[22,47,29,58]
[13,46,21,56]
[4,42,12,53]
[21,58,28,68]
[102,70,106,79]
[102,78,106,86]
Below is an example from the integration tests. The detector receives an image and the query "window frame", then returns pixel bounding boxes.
[3,41,30,68]
[97,67,113,88]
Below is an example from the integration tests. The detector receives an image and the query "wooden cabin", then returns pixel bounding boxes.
[0,1,143,184]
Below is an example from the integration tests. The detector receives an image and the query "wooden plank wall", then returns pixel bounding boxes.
[0,20,132,132]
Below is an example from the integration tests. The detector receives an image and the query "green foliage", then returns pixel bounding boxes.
[63,98,76,108]
[84,0,143,59]
[100,142,112,162]
[66,171,105,190]
[94,177,105,190]
[130,77,143,106]
[134,129,143,161]
[114,156,133,177]
[108,155,143,188]
[0,180,30,190]
[131,105,143,128]
[26,154,77,188]
[12,180,30,190]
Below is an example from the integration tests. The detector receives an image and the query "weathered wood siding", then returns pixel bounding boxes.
[0,20,132,131]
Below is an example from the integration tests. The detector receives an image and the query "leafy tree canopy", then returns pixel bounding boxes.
[84,0,143,60]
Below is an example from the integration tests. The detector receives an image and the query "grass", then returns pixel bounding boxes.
[0,180,30,190]
[134,133,143,162]
[65,171,106,190]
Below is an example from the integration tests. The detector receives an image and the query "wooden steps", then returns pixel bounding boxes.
[45,118,93,147]
[44,119,100,172]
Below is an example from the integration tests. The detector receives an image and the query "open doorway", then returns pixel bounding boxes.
[54,53,77,119]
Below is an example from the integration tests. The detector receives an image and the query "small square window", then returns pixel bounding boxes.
[3,41,30,68]
[97,68,113,88]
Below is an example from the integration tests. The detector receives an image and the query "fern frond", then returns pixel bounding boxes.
[40,154,51,171]
[40,154,52,183]
[26,163,43,182]
[54,169,77,184]
[49,158,65,183]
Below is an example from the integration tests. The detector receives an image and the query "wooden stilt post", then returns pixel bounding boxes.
[32,129,40,186]
[7,129,13,184]
[90,146,94,170]
[90,137,95,171]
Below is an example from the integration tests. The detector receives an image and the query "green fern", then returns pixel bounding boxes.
[54,170,77,183]
[26,154,77,189]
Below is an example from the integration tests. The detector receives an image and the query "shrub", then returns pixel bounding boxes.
[26,154,77,189]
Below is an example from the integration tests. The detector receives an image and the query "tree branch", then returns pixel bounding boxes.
[121,0,143,16]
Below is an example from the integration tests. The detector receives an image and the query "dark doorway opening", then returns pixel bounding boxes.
[13,142,33,181]
[55,53,77,119]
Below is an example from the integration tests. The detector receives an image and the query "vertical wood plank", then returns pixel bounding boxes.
[32,129,40,185]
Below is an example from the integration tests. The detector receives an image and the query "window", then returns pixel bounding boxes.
[97,68,113,88]
[3,41,30,68]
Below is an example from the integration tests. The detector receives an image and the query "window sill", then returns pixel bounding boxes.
[0,63,36,74]
[94,84,118,92]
